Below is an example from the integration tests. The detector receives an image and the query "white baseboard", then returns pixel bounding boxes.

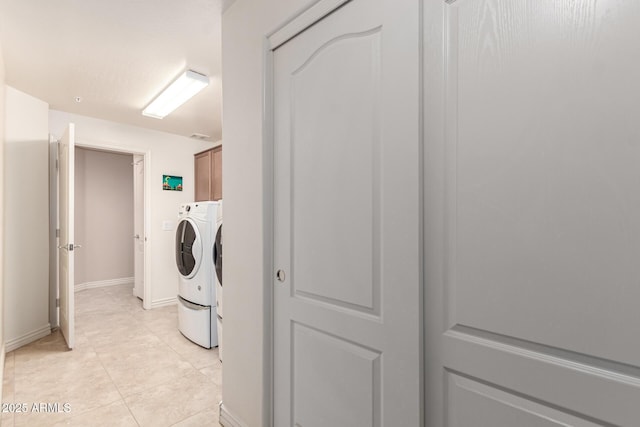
[75,277,134,292]
[150,296,177,309]
[219,402,248,427]
[5,324,52,353]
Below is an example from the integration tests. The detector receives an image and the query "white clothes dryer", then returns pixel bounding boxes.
[175,201,220,348]
[213,200,223,361]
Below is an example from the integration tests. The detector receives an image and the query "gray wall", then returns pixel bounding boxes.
[0,41,6,398]
[75,147,133,285]
[3,86,50,351]
[221,0,302,425]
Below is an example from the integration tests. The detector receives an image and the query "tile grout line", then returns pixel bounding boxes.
[90,293,192,425]
[117,296,221,425]
[91,334,142,427]
[88,297,150,426]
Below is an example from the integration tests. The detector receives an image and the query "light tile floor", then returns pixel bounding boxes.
[1,284,222,426]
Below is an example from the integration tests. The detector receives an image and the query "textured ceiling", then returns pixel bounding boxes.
[0,0,223,141]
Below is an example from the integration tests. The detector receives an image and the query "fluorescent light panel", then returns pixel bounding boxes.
[142,70,209,119]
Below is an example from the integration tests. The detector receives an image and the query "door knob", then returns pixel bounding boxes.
[276,269,286,282]
[57,243,82,251]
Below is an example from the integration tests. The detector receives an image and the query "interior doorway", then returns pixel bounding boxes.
[74,147,136,292]
[50,140,150,331]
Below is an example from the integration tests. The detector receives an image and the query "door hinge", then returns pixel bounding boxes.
[55,159,59,171]
[56,298,60,308]
[56,228,60,238]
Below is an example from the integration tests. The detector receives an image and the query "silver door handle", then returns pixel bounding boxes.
[58,243,82,251]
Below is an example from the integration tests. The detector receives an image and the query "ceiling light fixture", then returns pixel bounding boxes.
[142,70,209,119]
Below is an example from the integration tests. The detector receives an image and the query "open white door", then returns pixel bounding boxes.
[58,124,75,350]
[133,155,144,299]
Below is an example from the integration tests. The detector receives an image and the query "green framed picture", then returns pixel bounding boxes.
[163,175,183,191]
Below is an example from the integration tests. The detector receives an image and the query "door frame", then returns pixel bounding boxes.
[255,1,425,425]
[49,136,59,327]
[52,139,152,311]
[76,141,152,310]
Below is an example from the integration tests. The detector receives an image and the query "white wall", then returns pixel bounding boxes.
[221,1,303,426]
[0,40,6,402]
[75,147,133,286]
[50,111,217,307]
[3,86,50,351]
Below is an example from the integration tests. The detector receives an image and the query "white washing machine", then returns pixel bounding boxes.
[175,201,220,348]
[213,201,223,361]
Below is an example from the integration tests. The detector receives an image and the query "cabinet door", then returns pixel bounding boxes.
[194,151,212,202]
[211,146,222,200]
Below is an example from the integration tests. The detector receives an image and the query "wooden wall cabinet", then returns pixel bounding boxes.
[194,146,222,201]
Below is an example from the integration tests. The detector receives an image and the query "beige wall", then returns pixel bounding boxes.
[0,40,6,402]
[75,147,133,285]
[3,86,50,351]
[221,1,303,425]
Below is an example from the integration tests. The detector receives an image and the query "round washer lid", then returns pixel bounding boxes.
[175,218,202,279]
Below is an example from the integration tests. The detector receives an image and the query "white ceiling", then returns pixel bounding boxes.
[0,0,223,141]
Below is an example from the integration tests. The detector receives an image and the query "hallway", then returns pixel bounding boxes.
[2,284,221,426]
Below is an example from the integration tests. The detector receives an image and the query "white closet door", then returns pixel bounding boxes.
[272,0,421,425]
[424,0,640,425]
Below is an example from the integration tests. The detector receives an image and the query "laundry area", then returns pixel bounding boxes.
[4,0,640,426]
[0,1,226,425]
[2,99,225,427]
